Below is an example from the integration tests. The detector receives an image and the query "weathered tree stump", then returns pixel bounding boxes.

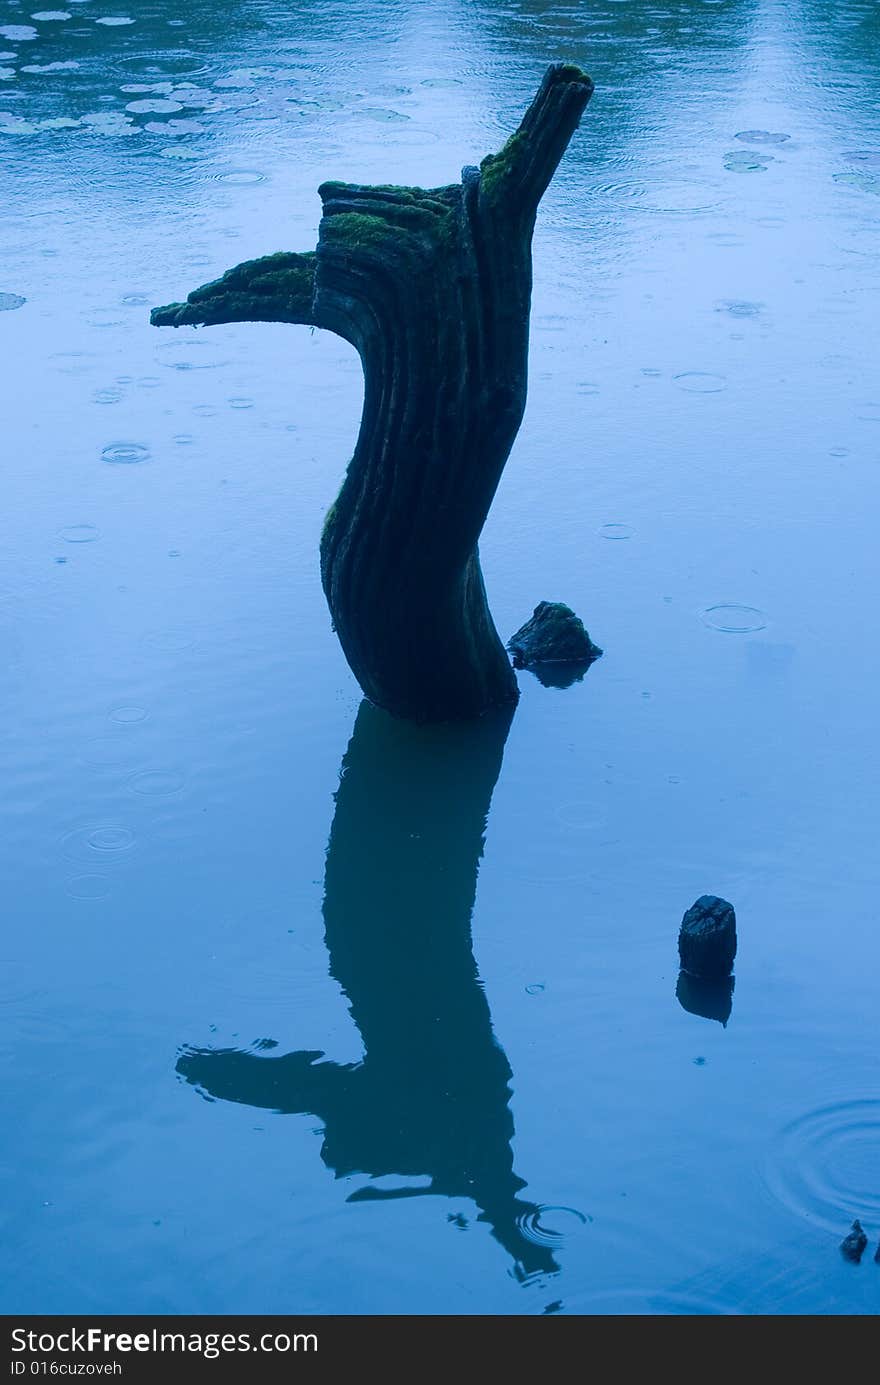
[508,600,602,670]
[152,64,594,720]
[840,1220,868,1263]
[678,895,737,979]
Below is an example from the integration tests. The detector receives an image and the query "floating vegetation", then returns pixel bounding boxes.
[125,97,183,113]
[724,149,774,173]
[734,129,790,145]
[840,149,880,169]
[833,170,880,194]
[168,87,213,108]
[286,95,345,114]
[158,145,201,159]
[37,116,83,129]
[357,106,411,122]
[80,110,138,135]
[144,119,204,135]
[120,81,175,94]
[0,115,38,135]
[21,60,79,72]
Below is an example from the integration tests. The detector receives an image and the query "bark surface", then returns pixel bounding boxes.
[152,64,594,720]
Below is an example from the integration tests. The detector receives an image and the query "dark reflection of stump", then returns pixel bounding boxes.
[177,701,558,1280]
[676,971,735,1027]
[524,662,592,690]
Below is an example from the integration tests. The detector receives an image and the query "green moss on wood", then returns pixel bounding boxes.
[555,63,590,83]
[322,211,401,250]
[479,130,527,202]
[150,251,317,327]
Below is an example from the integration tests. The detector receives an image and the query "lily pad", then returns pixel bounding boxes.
[144,118,204,135]
[21,60,80,71]
[358,106,411,123]
[0,26,38,41]
[724,149,773,172]
[125,97,183,113]
[0,117,38,134]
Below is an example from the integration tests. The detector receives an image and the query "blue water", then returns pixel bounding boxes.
[2,0,879,1314]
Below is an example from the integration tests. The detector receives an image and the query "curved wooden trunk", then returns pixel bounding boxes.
[152,64,593,720]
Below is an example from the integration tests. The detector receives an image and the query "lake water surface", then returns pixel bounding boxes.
[2,0,879,1315]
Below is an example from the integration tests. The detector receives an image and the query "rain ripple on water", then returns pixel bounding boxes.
[58,524,100,543]
[515,1205,590,1249]
[763,1098,880,1236]
[60,824,137,867]
[674,372,727,393]
[701,604,767,633]
[101,441,150,465]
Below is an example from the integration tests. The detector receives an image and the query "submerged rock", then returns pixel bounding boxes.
[678,895,737,979]
[840,1220,868,1264]
[676,970,735,1026]
[508,601,602,671]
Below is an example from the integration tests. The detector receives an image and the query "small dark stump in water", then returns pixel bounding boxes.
[676,970,735,1026]
[840,1220,868,1263]
[678,895,737,979]
[508,602,602,676]
[874,1238,880,1265]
